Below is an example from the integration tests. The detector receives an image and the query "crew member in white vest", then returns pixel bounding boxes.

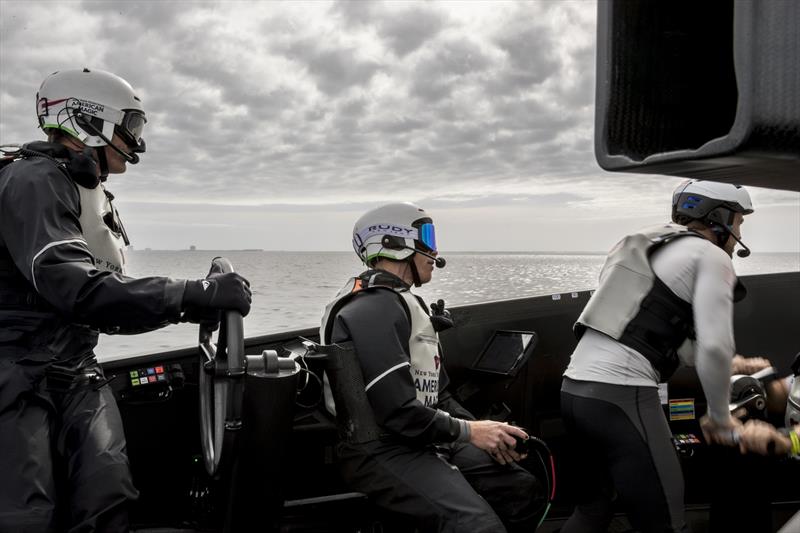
[560,180,755,533]
[0,69,252,532]
[321,202,544,533]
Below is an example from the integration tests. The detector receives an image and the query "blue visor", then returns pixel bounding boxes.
[417,223,437,252]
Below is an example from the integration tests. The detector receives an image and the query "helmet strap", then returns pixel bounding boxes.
[704,207,735,249]
[709,223,729,249]
[408,254,422,288]
[94,146,110,181]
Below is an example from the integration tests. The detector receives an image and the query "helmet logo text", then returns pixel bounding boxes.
[367,224,414,236]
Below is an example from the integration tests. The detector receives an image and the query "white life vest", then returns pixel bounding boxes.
[575,224,704,381]
[77,183,127,275]
[320,274,440,414]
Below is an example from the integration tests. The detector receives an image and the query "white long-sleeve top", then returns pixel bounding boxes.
[565,235,737,423]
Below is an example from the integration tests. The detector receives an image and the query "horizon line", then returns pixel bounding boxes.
[126,248,800,255]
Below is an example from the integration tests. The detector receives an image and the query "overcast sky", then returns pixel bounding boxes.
[1,1,798,253]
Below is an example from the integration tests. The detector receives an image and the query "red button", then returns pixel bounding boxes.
[155,366,164,374]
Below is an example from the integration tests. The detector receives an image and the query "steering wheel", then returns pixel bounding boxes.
[198,257,245,478]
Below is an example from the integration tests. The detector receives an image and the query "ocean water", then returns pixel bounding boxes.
[95,250,800,360]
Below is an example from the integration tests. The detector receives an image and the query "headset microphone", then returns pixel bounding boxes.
[417,249,446,268]
[381,236,446,268]
[727,227,751,258]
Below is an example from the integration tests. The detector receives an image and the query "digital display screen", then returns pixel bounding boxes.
[472,331,537,376]
[129,365,165,386]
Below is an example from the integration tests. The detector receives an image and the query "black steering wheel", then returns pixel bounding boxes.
[198,257,245,478]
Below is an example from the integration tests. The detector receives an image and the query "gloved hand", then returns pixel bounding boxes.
[430,299,454,332]
[182,271,252,323]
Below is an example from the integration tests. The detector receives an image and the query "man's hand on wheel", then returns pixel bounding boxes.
[182,271,252,323]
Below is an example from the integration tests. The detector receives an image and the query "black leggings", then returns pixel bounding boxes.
[560,378,689,533]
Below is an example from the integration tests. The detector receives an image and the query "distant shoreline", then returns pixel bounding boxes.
[127,249,799,255]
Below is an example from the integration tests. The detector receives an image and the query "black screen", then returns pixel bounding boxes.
[472,331,536,375]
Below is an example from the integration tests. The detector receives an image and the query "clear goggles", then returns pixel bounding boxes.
[116,110,146,147]
[416,222,437,252]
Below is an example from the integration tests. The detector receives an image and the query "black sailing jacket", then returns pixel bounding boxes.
[0,142,185,375]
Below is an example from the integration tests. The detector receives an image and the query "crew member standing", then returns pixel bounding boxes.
[560,180,754,533]
[0,68,252,532]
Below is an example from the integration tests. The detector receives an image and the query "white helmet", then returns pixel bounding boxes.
[352,202,437,266]
[672,179,753,226]
[36,68,146,155]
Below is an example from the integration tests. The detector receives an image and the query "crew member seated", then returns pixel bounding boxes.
[319,202,544,532]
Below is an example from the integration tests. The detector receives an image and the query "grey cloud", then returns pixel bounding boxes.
[304,106,328,122]
[338,97,369,117]
[333,1,445,57]
[10,0,795,251]
[409,38,493,103]
[284,40,381,96]
[89,0,182,30]
[418,38,492,77]
[118,191,588,215]
[561,45,596,108]
[332,1,378,27]
[495,25,559,78]
[379,7,445,57]
[409,80,452,104]
[370,116,427,134]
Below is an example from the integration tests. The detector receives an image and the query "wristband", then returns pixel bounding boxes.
[778,427,800,457]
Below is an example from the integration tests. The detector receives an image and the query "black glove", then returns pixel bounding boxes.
[430,299,454,332]
[183,271,252,320]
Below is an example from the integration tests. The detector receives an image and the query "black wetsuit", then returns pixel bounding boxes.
[329,284,543,533]
[0,143,186,532]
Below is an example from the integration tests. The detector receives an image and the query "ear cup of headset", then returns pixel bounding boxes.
[381,235,407,249]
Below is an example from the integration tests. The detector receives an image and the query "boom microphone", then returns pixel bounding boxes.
[380,236,446,268]
[728,231,751,258]
[401,245,446,268]
[417,249,446,268]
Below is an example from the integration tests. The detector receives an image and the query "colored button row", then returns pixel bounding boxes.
[129,366,166,386]
[129,366,164,377]
[673,434,701,445]
[131,373,167,386]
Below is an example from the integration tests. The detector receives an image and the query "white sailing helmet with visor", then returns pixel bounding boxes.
[36,68,146,158]
[671,179,754,257]
[671,179,753,226]
[352,202,437,266]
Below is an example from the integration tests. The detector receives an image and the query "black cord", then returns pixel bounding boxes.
[294,367,323,410]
